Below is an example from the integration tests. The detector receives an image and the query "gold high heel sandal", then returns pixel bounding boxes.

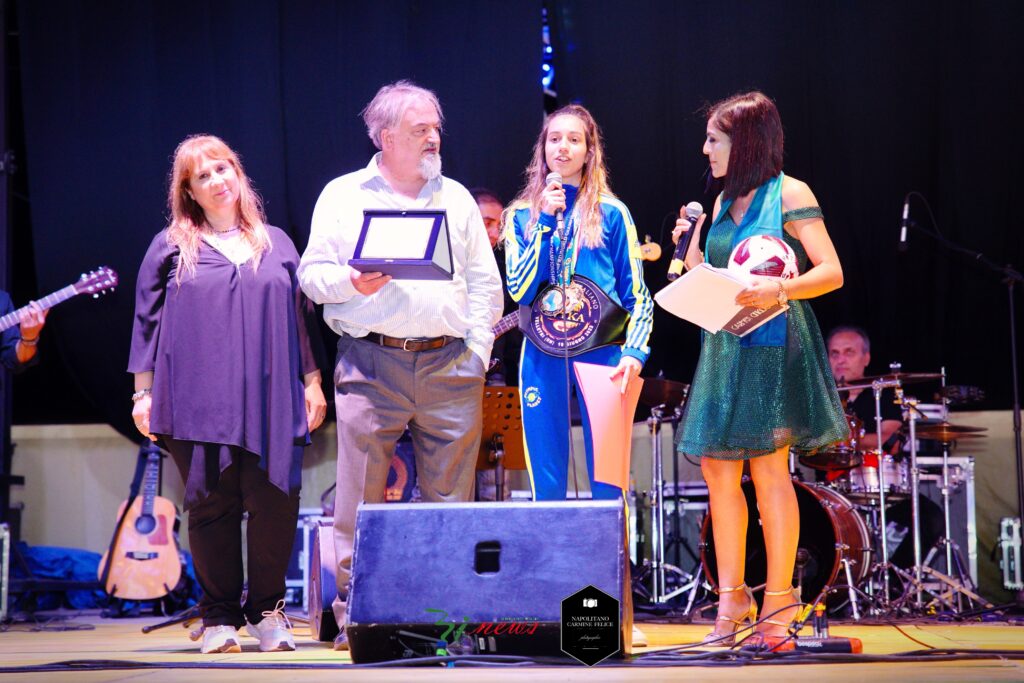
[702,584,757,646]
[745,586,803,650]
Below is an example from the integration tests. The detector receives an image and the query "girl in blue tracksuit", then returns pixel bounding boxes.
[503,104,653,501]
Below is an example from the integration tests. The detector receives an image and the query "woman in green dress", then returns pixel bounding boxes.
[672,92,847,646]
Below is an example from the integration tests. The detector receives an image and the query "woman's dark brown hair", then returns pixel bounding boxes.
[708,91,784,199]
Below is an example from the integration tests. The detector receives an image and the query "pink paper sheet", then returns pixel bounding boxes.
[573,361,644,490]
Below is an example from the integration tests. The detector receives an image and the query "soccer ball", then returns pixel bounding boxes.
[727,235,799,280]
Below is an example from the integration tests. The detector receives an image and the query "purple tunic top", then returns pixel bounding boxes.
[128,226,319,498]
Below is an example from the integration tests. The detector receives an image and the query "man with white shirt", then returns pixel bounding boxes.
[298,81,503,650]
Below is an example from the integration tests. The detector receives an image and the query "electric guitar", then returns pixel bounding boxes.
[486,311,521,376]
[639,234,662,262]
[98,449,182,600]
[493,310,519,339]
[0,267,118,333]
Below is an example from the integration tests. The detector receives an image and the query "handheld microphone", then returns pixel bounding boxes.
[898,197,910,252]
[545,172,564,236]
[667,201,704,281]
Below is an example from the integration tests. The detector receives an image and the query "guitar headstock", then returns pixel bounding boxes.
[73,266,120,298]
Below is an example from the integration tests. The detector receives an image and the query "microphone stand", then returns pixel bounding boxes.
[906,215,1024,606]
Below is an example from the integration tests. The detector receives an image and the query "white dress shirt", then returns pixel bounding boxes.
[298,153,503,365]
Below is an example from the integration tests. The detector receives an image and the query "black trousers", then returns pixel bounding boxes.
[165,439,300,627]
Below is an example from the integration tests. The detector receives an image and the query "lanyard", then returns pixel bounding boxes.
[548,209,578,288]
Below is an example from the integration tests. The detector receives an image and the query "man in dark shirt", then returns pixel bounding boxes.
[826,324,942,570]
[471,187,520,386]
[827,325,902,449]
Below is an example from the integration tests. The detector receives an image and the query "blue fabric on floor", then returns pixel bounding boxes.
[10,542,199,613]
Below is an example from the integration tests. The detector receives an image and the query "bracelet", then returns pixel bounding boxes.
[131,388,152,402]
[19,336,39,346]
[776,280,789,307]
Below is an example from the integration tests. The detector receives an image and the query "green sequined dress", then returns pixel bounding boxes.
[675,207,848,460]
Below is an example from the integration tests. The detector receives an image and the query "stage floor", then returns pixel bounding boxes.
[1,612,1023,681]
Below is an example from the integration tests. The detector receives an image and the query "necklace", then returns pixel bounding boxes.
[206,225,241,240]
[732,195,754,222]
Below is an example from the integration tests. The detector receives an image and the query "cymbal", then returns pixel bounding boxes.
[838,372,943,389]
[639,378,689,408]
[915,422,988,442]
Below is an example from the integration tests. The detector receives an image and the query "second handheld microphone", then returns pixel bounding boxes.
[667,201,704,281]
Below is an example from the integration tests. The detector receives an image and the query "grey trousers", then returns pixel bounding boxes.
[331,335,484,626]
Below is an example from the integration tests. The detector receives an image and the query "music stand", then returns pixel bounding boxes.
[476,387,525,501]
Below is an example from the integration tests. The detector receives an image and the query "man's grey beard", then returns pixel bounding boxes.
[419,153,442,180]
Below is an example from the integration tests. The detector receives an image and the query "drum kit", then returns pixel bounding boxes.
[634,367,993,618]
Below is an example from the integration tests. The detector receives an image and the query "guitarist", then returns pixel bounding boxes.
[472,187,522,387]
[0,291,47,370]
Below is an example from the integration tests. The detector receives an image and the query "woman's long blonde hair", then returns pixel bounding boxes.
[506,104,612,248]
[166,134,271,282]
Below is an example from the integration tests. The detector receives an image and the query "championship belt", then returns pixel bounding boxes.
[520,275,630,357]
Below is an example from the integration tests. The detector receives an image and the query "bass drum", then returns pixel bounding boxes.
[701,480,871,607]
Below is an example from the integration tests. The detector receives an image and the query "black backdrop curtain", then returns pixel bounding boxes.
[549,0,1024,403]
[14,0,540,438]
[11,0,1024,440]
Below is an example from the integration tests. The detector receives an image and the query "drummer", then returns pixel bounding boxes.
[827,325,902,451]
[826,325,944,571]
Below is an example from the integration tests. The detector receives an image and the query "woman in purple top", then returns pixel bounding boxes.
[129,135,327,654]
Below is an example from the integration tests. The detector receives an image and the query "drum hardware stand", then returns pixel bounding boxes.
[633,489,647,576]
[812,544,868,620]
[669,404,686,571]
[864,376,902,613]
[840,557,862,620]
[885,563,931,611]
[919,437,980,612]
[680,560,705,616]
[644,404,698,605]
[894,385,926,610]
[920,565,992,612]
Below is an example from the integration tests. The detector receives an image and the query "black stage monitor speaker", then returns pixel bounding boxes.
[346,500,631,663]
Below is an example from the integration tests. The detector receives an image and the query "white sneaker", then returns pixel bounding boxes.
[245,599,296,652]
[199,625,242,654]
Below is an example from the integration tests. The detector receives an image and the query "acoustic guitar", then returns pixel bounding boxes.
[98,449,182,600]
[0,267,118,332]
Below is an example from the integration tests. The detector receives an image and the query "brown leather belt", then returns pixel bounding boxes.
[362,332,457,352]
